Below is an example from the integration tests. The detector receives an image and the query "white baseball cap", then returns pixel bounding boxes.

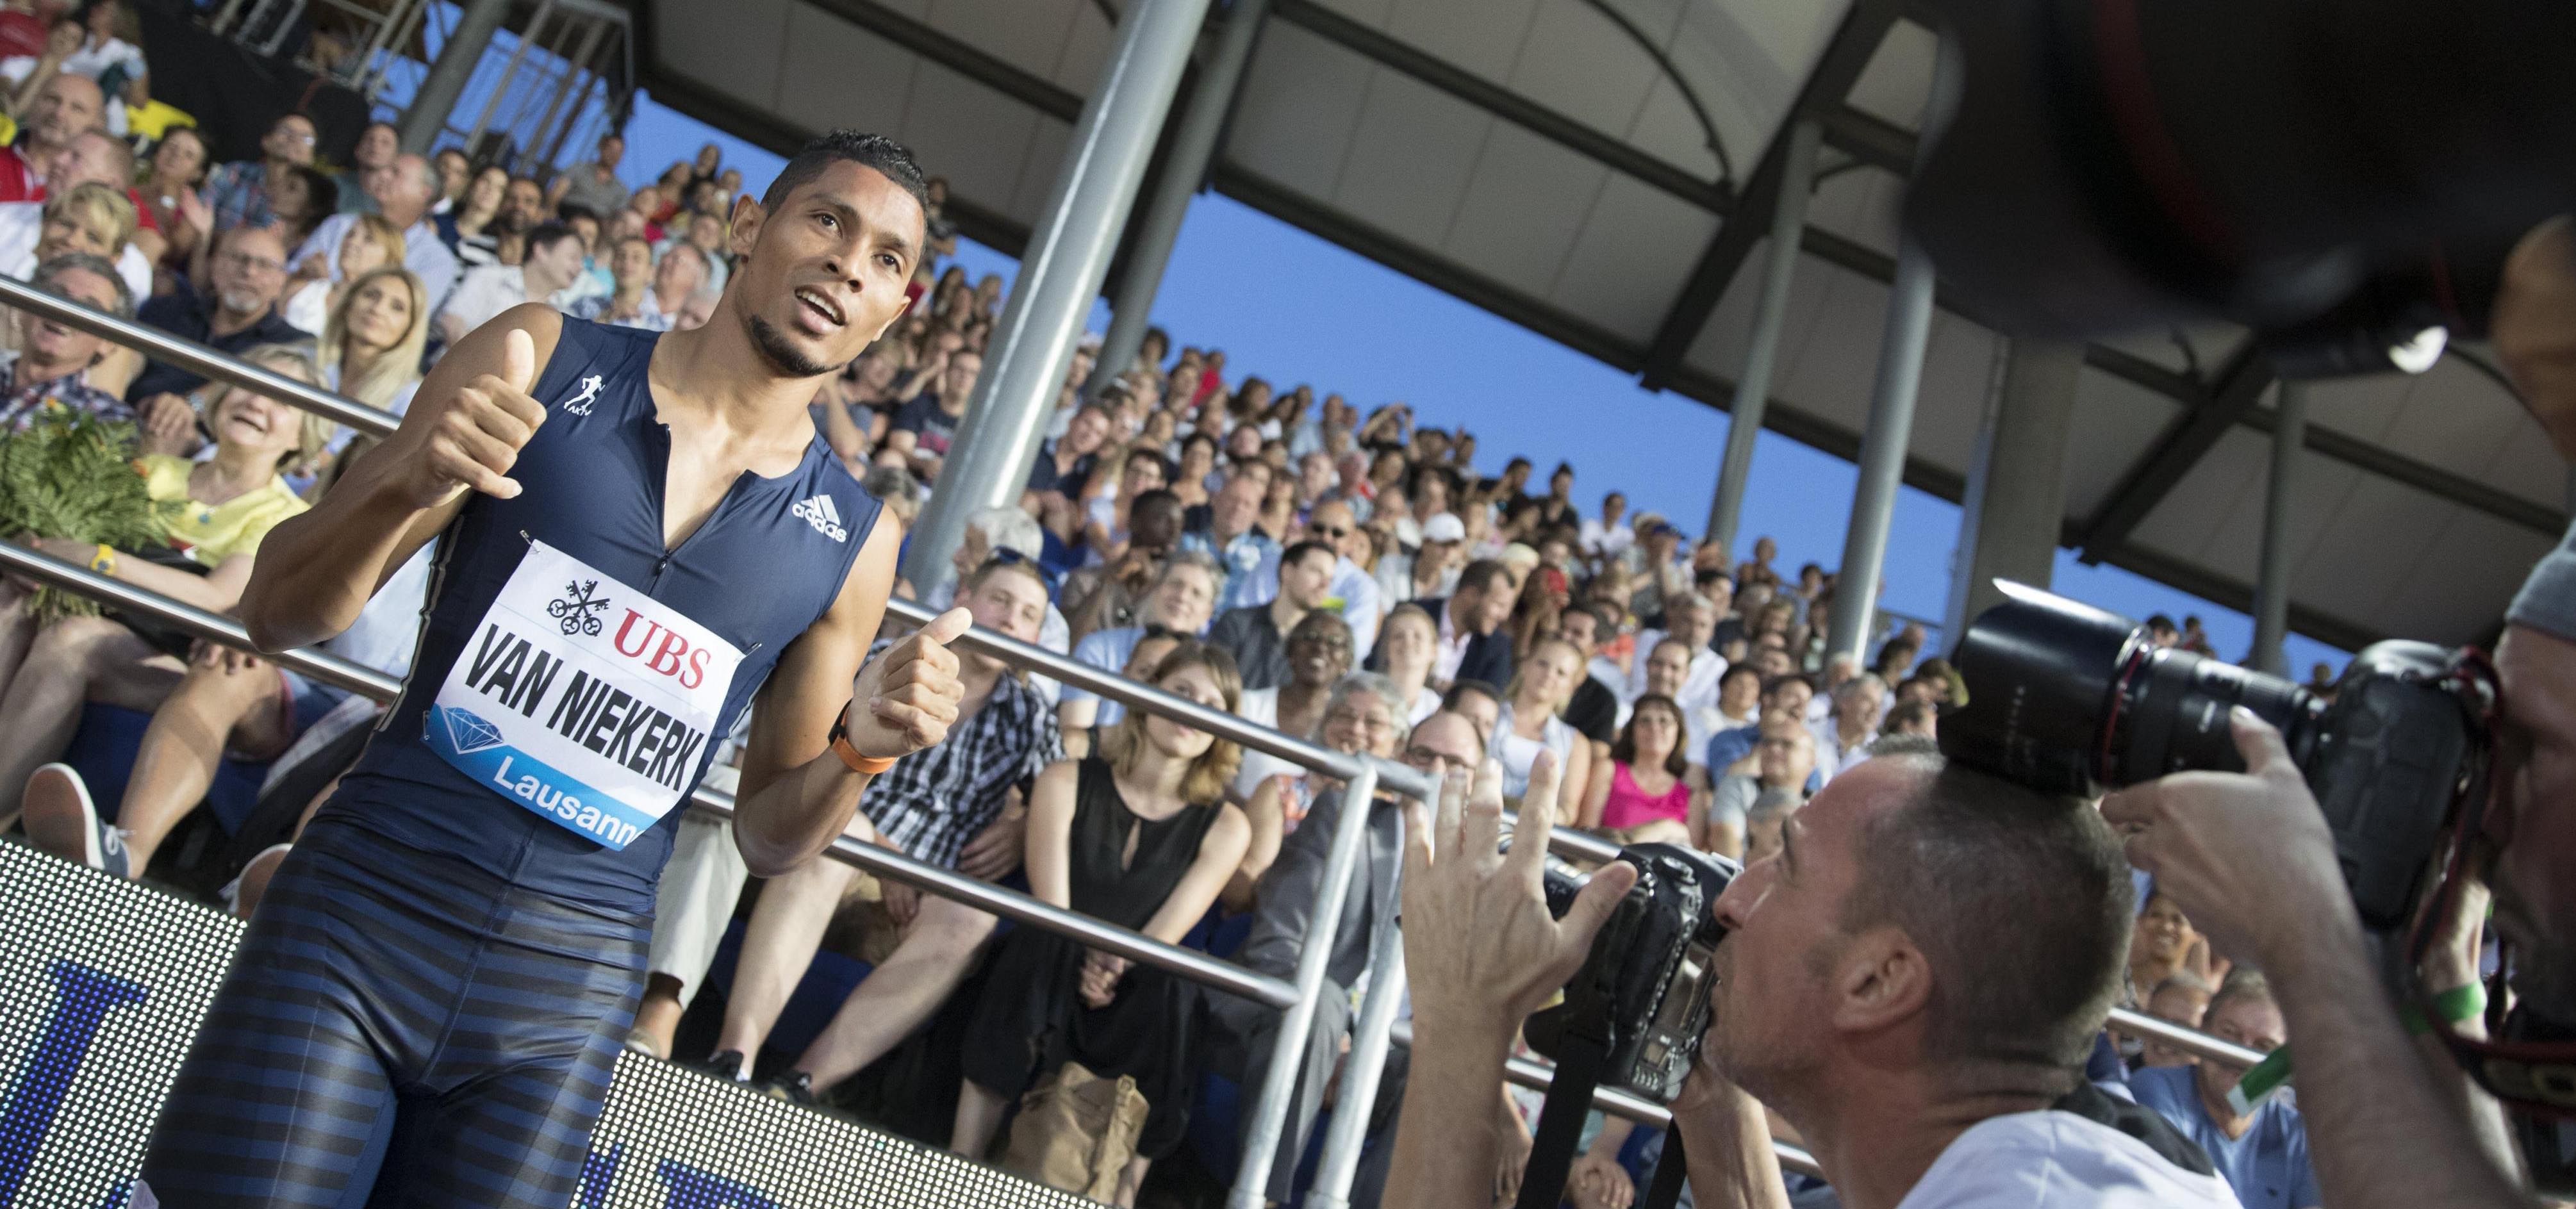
[1422,513,1467,543]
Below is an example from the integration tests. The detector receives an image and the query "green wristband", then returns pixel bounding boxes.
[2400,983,2489,1035]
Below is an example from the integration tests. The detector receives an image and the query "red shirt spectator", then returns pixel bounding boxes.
[0,10,47,61]
[0,145,36,204]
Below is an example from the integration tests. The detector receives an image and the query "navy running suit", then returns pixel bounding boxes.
[141,317,880,1208]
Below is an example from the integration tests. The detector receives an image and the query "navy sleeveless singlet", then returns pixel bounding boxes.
[316,316,880,916]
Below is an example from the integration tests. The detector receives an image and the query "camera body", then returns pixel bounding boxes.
[1527,844,1738,1103]
[1944,581,2492,930]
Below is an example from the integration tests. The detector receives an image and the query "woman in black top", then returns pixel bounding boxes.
[952,641,1252,1205]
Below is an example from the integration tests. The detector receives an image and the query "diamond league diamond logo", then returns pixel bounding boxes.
[443,707,507,755]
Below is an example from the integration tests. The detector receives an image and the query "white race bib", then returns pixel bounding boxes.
[425,540,745,850]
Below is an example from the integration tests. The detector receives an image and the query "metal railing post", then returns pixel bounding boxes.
[359,0,436,99]
[0,547,401,700]
[1231,760,1378,1208]
[1304,820,1407,1209]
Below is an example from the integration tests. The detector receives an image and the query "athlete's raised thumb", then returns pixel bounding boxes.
[920,605,973,647]
[502,327,537,395]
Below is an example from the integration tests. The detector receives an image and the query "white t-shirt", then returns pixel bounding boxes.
[1895,1110,2244,1209]
[1232,686,1297,802]
[438,263,530,336]
[1579,517,1633,561]
[0,200,154,300]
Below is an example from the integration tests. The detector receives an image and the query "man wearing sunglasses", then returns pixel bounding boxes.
[1280,497,1382,657]
[1203,705,1483,1208]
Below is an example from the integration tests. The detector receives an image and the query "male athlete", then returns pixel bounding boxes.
[138,131,968,1208]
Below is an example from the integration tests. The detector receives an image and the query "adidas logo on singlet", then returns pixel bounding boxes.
[791,493,848,543]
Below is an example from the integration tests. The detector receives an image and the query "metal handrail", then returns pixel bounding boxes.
[0,542,1304,1010]
[875,595,1437,803]
[0,276,404,443]
[0,268,2275,1183]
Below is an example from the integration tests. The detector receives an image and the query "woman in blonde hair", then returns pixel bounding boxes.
[281,213,402,336]
[0,344,322,834]
[1490,635,1593,807]
[299,265,426,496]
[952,641,1251,1205]
[1,183,149,379]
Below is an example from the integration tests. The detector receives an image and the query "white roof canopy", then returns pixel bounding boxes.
[630,0,2566,649]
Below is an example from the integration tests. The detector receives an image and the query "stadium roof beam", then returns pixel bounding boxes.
[2077,341,2279,563]
[1639,0,1905,390]
[617,0,2566,648]
[1266,0,1731,211]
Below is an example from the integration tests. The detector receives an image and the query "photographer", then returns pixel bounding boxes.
[1387,746,2241,1209]
[2103,222,2576,1209]
[2102,593,2561,1209]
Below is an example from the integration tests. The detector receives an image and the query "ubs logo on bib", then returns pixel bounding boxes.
[613,611,713,689]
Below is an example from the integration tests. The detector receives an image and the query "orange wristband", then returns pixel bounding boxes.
[829,708,898,775]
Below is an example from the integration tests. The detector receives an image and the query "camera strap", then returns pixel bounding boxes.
[1643,1128,1688,1209]
[1513,1029,1694,1209]
[1514,1029,1608,1209]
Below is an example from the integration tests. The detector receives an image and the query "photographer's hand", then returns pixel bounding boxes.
[1402,752,1636,1031]
[1665,1051,1792,1209]
[2098,708,2353,964]
[2103,708,2527,1209]
[1384,753,1637,1209]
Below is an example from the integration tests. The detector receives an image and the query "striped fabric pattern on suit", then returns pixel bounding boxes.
[140,818,648,1208]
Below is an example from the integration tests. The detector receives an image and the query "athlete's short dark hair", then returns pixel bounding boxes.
[761,130,930,227]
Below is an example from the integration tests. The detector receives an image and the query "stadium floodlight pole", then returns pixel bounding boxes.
[1232,760,1380,1209]
[2252,378,2305,675]
[1304,819,1407,1209]
[397,0,513,154]
[1701,119,1821,561]
[1086,0,1272,399]
[1824,231,1936,668]
[902,0,1217,597]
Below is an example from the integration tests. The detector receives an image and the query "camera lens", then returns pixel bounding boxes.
[2111,648,2318,786]
[1947,582,2322,794]
[1945,581,2143,795]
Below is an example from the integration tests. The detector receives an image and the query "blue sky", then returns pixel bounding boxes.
[602,90,2348,679]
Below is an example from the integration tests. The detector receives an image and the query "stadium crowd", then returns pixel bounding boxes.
[0,13,2347,1208]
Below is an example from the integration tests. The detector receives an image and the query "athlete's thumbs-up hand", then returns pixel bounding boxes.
[843,606,971,761]
[403,325,548,508]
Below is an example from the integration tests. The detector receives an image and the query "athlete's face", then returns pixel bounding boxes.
[727,161,924,378]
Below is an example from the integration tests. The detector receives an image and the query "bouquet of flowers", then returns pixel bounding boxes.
[0,411,174,623]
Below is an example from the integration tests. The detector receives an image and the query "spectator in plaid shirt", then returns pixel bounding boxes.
[0,254,138,435]
[199,113,317,233]
[692,557,1062,1094]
